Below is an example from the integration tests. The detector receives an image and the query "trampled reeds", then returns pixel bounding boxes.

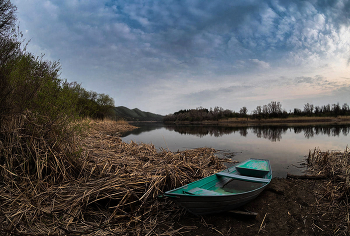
[0,118,227,235]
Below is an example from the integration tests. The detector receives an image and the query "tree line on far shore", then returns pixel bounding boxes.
[163,101,350,122]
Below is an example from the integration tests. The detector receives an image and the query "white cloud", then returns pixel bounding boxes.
[43,1,59,19]
[249,59,270,69]
[12,0,350,114]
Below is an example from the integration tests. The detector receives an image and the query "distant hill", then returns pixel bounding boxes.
[112,106,164,121]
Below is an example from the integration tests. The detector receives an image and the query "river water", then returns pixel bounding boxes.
[121,123,350,177]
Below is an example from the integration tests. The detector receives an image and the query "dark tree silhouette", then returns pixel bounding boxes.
[0,0,16,35]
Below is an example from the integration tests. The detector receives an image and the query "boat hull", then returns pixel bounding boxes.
[168,186,266,215]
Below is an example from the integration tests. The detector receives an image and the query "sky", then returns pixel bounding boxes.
[13,0,350,115]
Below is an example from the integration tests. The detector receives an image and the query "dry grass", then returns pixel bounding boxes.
[0,118,227,235]
[307,146,350,181]
[87,118,136,133]
[0,111,83,184]
[307,146,350,234]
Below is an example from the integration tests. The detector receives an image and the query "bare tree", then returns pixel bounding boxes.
[239,106,248,116]
[303,103,314,115]
[0,0,16,35]
[0,0,18,66]
[268,101,282,115]
[255,105,262,115]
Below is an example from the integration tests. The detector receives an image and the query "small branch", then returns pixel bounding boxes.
[258,213,267,234]
[229,210,258,218]
[286,173,328,180]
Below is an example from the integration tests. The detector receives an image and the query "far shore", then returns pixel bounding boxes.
[164,115,350,126]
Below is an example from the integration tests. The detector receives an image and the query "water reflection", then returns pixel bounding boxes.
[293,126,350,139]
[121,122,164,137]
[121,123,350,177]
[251,127,288,142]
[164,125,240,138]
[164,124,350,142]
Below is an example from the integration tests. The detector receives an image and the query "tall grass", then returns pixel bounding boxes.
[0,112,82,182]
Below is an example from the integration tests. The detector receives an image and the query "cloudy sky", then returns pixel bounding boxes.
[13,0,350,115]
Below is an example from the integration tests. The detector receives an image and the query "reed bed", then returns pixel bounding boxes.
[307,146,350,234]
[308,146,350,184]
[0,118,227,235]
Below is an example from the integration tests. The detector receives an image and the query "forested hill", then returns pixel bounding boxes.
[113,106,163,121]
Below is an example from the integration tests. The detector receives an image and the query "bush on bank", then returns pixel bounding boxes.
[0,0,114,183]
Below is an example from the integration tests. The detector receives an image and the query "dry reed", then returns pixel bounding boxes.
[308,146,350,182]
[307,146,350,234]
[0,118,227,235]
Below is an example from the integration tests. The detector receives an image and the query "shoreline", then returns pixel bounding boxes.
[1,119,348,235]
[97,121,350,235]
[164,116,350,126]
[106,120,350,235]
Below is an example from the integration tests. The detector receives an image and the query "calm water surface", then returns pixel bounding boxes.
[121,123,350,177]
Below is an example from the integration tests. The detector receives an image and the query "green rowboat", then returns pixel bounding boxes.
[164,158,271,215]
[235,158,270,177]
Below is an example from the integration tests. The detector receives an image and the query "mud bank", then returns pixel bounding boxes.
[160,178,345,236]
